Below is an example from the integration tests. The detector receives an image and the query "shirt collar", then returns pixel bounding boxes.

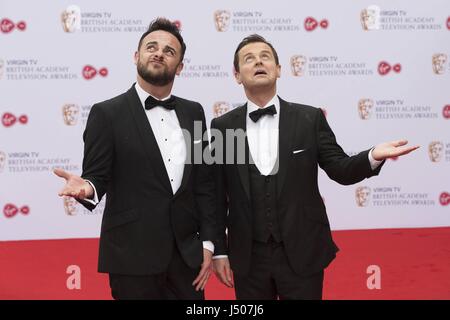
[134,82,172,109]
[246,94,280,116]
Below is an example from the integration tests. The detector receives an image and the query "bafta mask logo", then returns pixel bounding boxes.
[432,54,448,75]
[61,5,81,33]
[358,99,374,120]
[62,104,80,126]
[213,101,231,118]
[214,10,231,32]
[0,151,6,173]
[0,59,4,80]
[63,196,79,216]
[428,141,444,162]
[360,5,380,30]
[290,55,307,77]
[355,186,371,207]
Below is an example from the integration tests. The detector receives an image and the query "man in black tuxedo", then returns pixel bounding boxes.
[211,34,418,299]
[54,18,216,299]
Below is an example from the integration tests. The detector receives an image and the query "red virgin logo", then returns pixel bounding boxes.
[4,203,30,218]
[443,105,450,119]
[173,20,182,30]
[439,192,450,206]
[304,17,328,31]
[82,65,108,80]
[2,112,28,127]
[378,61,401,75]
[1,18,26,34]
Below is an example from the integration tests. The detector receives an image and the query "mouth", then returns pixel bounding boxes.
[150,60,165,66]
[254,69,267,76]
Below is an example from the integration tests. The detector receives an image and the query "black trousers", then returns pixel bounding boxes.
[234,238,324,300]
[108,245,204,300]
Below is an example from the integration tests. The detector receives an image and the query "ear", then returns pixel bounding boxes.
[234,69,242,85]
[175,62,184,76]
[134,51,139,66]
[276,64,281,79]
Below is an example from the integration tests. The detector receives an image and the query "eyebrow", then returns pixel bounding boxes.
[145,41,158,47]
[164,46,176,53]
[242,50,272,58]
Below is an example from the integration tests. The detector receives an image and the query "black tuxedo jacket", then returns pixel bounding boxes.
[80,84,215,275]
[211,97,384,276]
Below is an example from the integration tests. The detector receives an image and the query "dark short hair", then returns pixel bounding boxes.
[233,34,279,72]
[138,17,186,61]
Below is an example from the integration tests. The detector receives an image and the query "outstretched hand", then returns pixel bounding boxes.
[372,140,420,161]
[54,168,93,200]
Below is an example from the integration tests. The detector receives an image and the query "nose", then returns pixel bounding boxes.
[152,48,164,60]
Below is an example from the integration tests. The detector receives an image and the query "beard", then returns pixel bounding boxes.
[137,58,178,87]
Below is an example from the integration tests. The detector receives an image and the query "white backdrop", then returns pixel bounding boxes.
[1,0,449,241]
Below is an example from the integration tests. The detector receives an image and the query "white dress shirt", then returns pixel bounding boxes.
[134,82,186,194]
[86,82,213,253]
[246,95,280,175]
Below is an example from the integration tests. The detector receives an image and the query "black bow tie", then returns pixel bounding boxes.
[145,95,176,111]
[249,105,277,122]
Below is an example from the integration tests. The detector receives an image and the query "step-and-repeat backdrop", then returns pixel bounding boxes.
[1,0,449,240]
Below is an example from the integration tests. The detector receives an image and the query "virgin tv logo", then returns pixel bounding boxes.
[378,61,401,75]
[2,112,28,127]
[304,17,328,31]
[82,65,108,80]
[3,203,30,218]
[440,192,450,206]
[1,18,26,34]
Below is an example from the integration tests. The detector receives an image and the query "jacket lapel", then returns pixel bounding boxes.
[126,85,172,194]
[232,104,251,201]
[276,97,296,199]
[173,98,194,198]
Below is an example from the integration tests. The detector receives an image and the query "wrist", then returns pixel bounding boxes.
[84,181,94,199]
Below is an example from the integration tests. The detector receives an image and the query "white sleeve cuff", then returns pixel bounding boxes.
[212,255,228,260]
[368,148,383,170]
[202,241,214,254]
[84,180,99,205]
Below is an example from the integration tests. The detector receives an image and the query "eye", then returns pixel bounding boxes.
[165,49,175,57]
[261,53,270,60]
[147,44,157,52]
[244,56,254,63]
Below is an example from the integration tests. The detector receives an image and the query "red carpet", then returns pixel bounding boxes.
[1,227,449,300]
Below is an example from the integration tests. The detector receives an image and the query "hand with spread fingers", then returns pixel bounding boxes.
[53,168,93,200]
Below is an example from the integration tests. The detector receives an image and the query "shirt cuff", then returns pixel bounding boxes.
[212,255,228,260]
[368,148,383,170]
[84,180,99,205]
[202,241,214,254]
